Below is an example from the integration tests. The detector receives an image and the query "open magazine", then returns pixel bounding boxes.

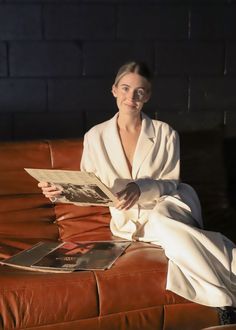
[0,241,130,273]
[25,168,116,207]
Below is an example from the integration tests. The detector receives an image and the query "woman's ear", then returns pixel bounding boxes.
[111,84,117,98]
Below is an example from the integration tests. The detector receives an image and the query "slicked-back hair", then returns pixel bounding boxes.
[113,61,153,88]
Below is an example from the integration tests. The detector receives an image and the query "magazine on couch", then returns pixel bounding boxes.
[25,168,116,207]
[0,241,130,273]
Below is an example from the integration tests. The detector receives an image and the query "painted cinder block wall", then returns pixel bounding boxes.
[0,0,236,141]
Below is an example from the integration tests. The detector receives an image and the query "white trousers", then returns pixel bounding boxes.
[137,185,236,307]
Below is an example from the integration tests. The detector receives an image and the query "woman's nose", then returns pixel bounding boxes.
[127,90,135,100]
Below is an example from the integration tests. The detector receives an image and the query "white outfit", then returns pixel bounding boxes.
[80,112,236,307]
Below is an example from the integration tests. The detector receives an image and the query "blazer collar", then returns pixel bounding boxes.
[103,112,156,179]
[132,112,155,178]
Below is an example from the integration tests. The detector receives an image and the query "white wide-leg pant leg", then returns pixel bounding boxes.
[141,189,236,307]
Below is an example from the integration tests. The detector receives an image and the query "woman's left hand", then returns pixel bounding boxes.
[115,182,141,210]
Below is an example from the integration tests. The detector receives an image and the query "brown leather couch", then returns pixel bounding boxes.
[0,132,235,330]
[203,326,236,330]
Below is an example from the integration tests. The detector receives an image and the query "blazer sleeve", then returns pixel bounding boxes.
[135,129,180,202]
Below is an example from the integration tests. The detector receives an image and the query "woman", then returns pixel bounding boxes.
[39,61,236,312]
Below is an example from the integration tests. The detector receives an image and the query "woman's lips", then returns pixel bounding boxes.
[124,102,136,107]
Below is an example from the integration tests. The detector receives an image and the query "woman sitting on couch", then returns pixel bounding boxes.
[38,61,236,315]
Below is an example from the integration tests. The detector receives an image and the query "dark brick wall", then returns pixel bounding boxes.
[0,0,236,140]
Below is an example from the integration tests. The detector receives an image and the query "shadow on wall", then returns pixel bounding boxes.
[224,137,236,209]
[180,128,236,242]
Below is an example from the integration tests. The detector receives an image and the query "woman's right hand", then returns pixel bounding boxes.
[38,181,62,202]
[115,182,141,210]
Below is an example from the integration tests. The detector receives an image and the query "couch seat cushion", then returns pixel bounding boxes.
[0,267,99,330]
[93,242,189,315]
[0,241,189,329]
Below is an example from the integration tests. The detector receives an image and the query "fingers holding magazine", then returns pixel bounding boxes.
[38,181,63,202]
[26,169,116,207]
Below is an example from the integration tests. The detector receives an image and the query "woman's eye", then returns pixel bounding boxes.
[135,89,145,100]
[137,89,145,97]
[122,86,129,92]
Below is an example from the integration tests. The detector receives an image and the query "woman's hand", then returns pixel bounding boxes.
[38,181,63,202]
[115,182,140,210]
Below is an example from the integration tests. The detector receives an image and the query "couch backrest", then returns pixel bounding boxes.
[0,132,234,243]
[0,139,83,240]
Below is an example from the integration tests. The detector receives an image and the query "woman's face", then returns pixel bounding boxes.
[112,72,151,115]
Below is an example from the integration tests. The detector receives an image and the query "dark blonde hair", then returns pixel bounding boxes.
[114,61,153,88]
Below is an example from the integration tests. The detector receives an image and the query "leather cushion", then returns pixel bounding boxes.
[56,204,112,241]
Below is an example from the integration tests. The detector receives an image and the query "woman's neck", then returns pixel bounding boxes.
[117,112,142,132]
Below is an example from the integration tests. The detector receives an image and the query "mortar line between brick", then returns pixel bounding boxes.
[114,4,119,41]
[46,79,49,113]
[188,6,191,41]
[187,76,191,113]
[6,41,10,77]
[223,41,227,76]
[41,4,45,40]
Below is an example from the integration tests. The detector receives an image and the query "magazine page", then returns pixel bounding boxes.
[32,241,130,271]
[25,168,116,206]
[0,241,130,273]
[0,241,65,273]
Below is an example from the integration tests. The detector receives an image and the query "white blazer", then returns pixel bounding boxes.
[81,112,202,240]
[81,113,236,307]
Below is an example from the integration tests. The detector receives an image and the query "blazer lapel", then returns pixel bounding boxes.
[132,113,156,179]
[103,113,132,179]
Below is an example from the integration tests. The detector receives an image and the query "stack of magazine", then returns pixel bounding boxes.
[0,241,130,273]
[0,169,129,273]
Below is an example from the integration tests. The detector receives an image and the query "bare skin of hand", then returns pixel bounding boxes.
[115,182,140,210]
[38,181,63,200]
